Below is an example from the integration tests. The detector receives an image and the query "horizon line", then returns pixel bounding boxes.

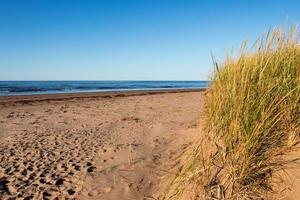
[0,79,210,82]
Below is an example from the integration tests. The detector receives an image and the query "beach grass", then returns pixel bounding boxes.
[163,26,300,199]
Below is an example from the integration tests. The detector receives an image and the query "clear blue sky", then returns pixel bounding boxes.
[1,0,299,81]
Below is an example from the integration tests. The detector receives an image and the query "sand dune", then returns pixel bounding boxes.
[0,90,205,199]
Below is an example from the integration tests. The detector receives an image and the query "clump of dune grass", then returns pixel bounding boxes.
[163,26,300,199]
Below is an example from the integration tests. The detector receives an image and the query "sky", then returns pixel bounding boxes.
[0,0,299,81]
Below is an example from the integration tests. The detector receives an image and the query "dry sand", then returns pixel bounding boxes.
[0,90,206,200]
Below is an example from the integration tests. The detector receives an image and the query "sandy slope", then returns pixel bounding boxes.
[0,90,205,200]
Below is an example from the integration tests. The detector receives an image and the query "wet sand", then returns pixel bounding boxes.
[0,90,206,199]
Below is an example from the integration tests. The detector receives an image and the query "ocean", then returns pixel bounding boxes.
[0,81,210,96]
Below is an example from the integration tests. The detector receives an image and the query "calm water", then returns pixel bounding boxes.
[0,81,210,96]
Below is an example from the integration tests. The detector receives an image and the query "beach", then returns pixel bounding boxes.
[0,89,205,199]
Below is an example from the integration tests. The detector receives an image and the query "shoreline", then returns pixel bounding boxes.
[0,88,206,104]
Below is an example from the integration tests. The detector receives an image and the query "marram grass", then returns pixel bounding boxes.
[163,26,300,199]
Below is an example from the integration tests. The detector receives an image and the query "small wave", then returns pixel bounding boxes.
[0,81,210,96]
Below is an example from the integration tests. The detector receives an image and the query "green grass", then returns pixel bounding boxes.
[163,26,300,199]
